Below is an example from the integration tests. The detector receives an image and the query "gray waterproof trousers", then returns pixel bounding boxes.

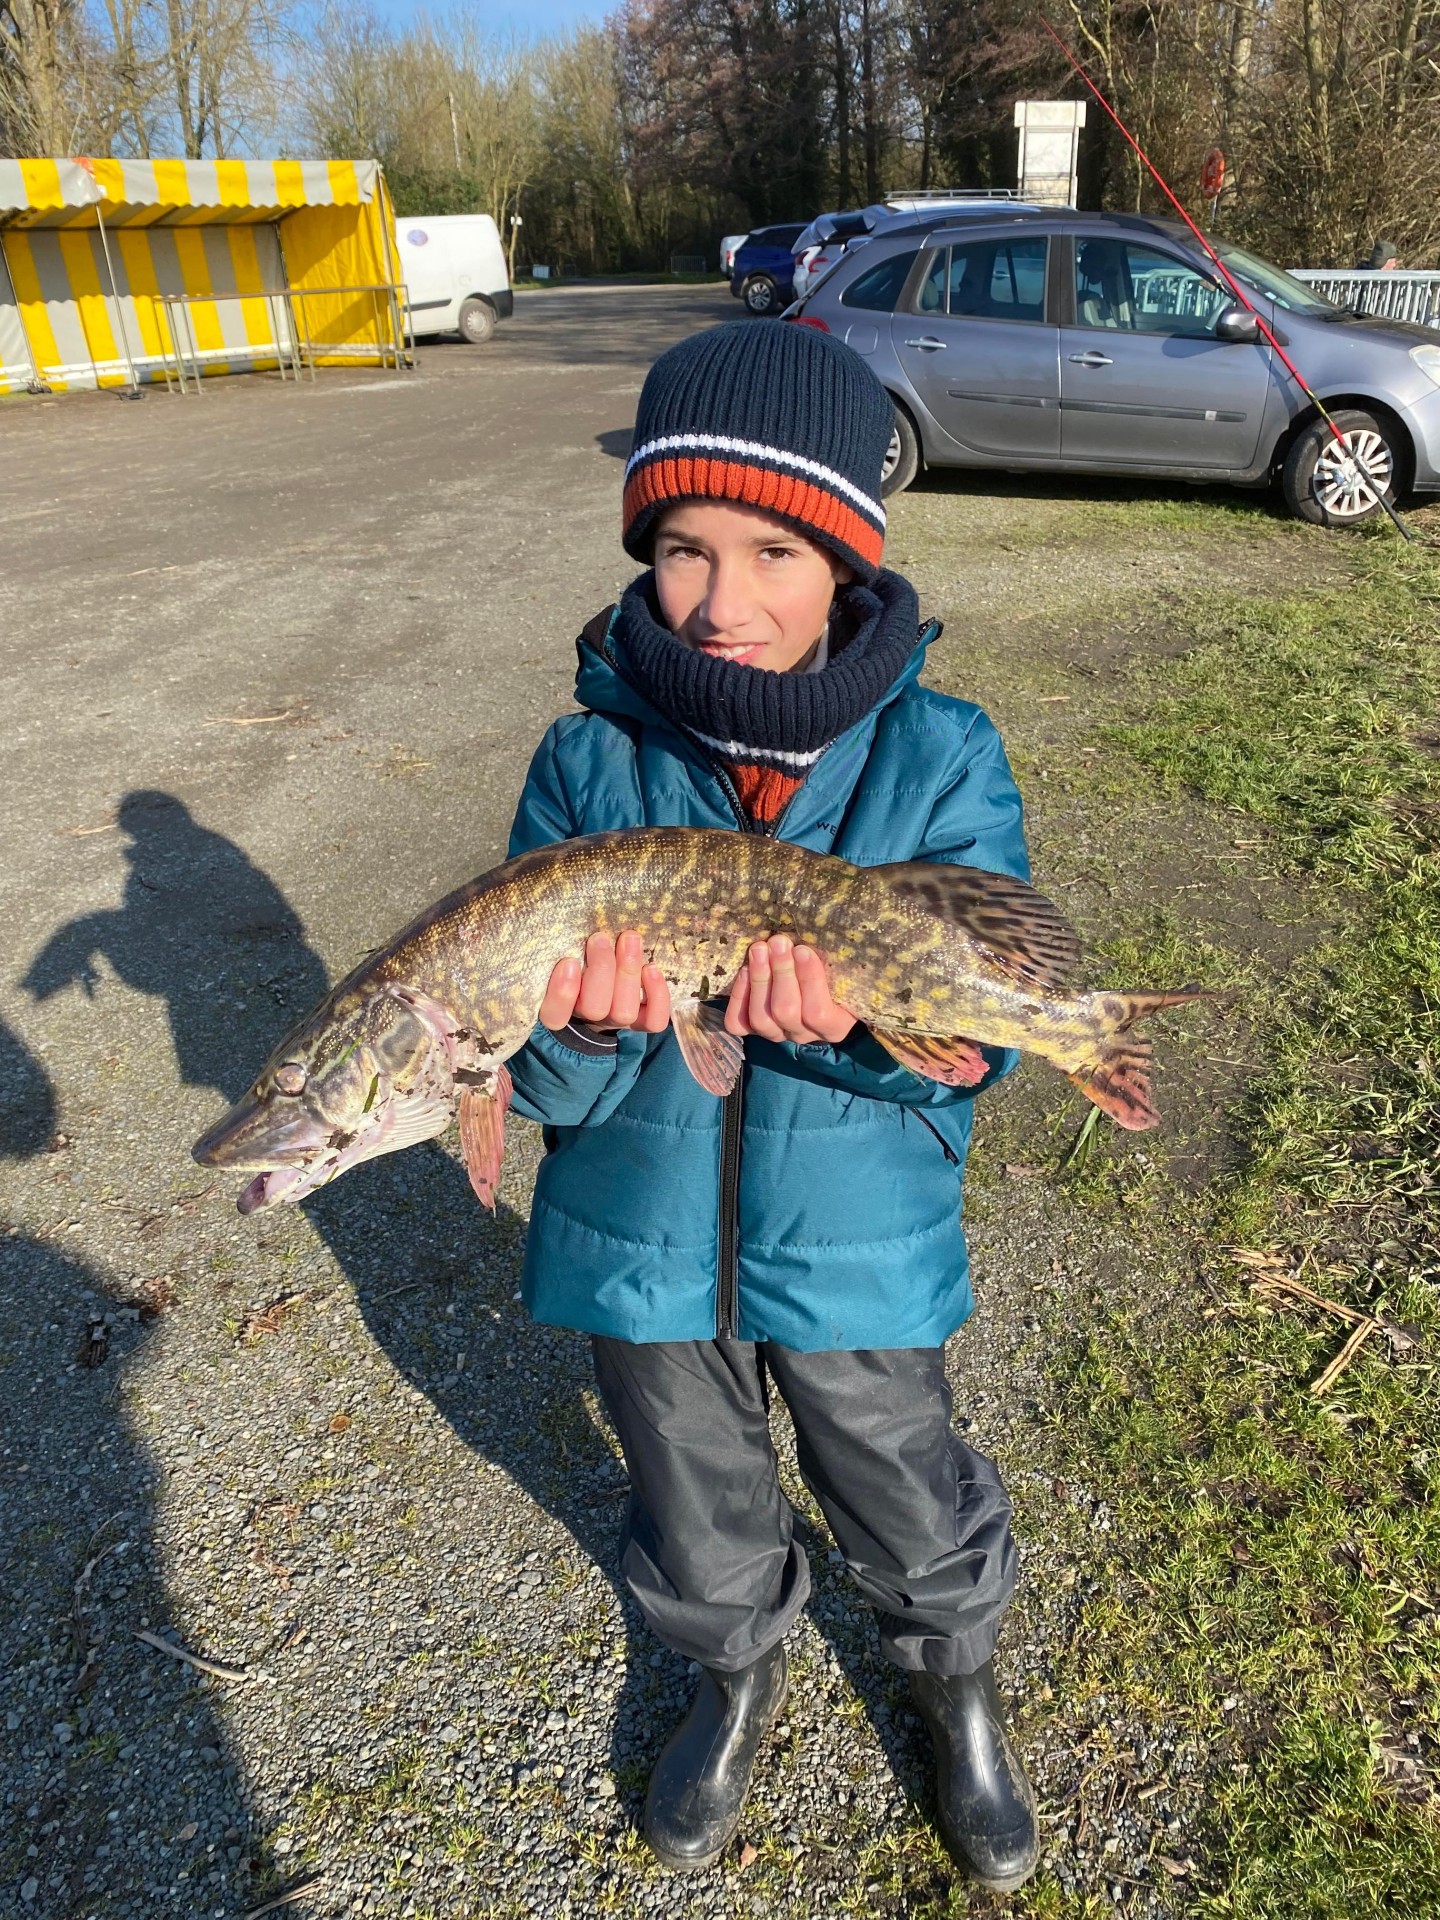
[590,1336,1016,1677]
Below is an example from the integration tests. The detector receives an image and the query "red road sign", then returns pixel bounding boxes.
[1201,148,1226,199]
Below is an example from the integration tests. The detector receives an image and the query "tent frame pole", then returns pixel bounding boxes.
[93,202,141,395]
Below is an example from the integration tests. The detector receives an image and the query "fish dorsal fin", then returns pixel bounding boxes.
[672,998,745,1097]
[458,1066,512,1212]
[877,860,1080,991]
[868,1028,991,1087]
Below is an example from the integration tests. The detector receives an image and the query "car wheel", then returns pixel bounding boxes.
[458,296,497,345]
[743,276,778,315]
[1281,409,1400,525]
[881,403,920,497]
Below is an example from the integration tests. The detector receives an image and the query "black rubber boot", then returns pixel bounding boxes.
[909,1661,1039,1891]
[642,1641,789,1870]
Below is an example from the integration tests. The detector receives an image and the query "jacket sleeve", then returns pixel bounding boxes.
[775,709,1029,1109]
[502,722,650,1127]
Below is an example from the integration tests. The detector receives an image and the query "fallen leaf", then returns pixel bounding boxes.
[1004,1162,1042,1178]
[738,1840,759,1870]
[1156,1855,1190,1877]
[328,1413,350,1434]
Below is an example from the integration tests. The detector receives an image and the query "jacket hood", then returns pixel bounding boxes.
[572,566,937,735]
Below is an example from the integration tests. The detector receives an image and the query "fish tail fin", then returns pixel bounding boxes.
[1067,985,1207,1131]
[1067,1038,1159,1130]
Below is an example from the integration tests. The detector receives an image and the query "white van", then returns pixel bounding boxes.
[394,214,513,344]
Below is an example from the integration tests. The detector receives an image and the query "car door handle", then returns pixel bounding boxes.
[904,336,946,351]
[1068,351,1114,367]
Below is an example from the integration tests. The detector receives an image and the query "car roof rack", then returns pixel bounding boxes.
[883,187,1020,201]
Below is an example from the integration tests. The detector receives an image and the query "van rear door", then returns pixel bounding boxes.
[397,225,453,331]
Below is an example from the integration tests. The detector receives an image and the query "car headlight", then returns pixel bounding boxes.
[1410,344,1440,388]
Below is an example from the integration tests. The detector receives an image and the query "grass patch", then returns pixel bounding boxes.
[1024,536,1440,1916]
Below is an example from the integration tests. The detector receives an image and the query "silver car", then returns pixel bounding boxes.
[791,208,1440,523]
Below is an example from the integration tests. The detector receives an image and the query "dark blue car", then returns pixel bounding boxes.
[730,223,808,316]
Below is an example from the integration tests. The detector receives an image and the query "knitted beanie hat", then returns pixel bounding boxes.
[622,321,893,582]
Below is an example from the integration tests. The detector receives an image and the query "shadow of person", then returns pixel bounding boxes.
[22,795,662,1820]
[0,1233,252,1914]
[595,427,633,460]
[22,790,327,1106]
[0,1012,58,1158]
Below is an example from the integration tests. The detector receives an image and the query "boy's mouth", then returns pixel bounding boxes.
[697,639,762,664]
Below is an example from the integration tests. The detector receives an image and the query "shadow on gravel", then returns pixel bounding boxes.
[23,794,668,1817]
[0,1013,57,1156]
[1,1026,246,1913]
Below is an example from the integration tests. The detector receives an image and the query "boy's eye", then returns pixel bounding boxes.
[759,545,797,561]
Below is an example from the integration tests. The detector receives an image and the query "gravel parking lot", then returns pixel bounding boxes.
[1,285,1346,1920]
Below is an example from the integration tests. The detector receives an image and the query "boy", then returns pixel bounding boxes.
[503,321,1039,1889]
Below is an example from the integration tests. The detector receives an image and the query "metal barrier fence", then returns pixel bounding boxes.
[154,282,414,393]
[1289,269,1440,328]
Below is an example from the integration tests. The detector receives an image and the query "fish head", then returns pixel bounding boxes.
[192,983,460,1213]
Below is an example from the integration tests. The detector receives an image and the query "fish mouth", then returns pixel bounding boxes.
[195,1086,454,1213]
[236,1157,347,1214]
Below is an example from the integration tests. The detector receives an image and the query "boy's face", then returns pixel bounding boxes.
[653,500,854,673]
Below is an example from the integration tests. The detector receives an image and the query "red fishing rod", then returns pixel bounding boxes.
[1041,16,1417,542]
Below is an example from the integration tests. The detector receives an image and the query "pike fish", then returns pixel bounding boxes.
[192,827,1202,1214]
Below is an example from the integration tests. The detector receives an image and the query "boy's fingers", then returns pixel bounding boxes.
[724,967,751,1036]
[608,930,645,1028]
[743,941,784,1041]
[765,936,806,1036]
[794,944,856,1043]
[573,931,617,1024]
[539,956,581,1030]
[637,965,671,1033]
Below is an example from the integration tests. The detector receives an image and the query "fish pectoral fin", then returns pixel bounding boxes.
[671,998,745,1097]
[868,1027,991,1087]
[876,860,1081,991]
[458,1065,513,1212]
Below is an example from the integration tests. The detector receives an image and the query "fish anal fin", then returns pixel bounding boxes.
[869,1027,990,1087]
[458,1065,513,1211]
[672,999,745,1097]
[878,861,1081,990]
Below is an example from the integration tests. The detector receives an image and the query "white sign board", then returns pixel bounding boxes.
[1015,101,1087,207]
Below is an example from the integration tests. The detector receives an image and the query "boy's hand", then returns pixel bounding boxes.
[725,937,857,1046]
[539,931,672,1034]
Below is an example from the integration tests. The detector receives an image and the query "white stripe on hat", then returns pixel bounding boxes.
[625,432,886,531]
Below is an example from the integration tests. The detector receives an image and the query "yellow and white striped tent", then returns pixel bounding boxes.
[0,157,402,393]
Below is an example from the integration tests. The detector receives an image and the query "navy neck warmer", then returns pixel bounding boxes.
[611,567,923,764]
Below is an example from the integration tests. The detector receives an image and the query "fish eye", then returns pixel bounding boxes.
[274,1061,308,1096]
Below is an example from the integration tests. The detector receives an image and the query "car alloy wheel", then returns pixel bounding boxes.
[744,277,776,314]
[1312,427,1393,520]
[881,427,902,484]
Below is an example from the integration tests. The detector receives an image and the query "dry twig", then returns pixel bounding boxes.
[1311,1319,1377,1397]
[243,1879,327,1918]
[134,1629,252,1684]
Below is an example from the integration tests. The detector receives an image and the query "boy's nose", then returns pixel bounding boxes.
[699,558,754,635]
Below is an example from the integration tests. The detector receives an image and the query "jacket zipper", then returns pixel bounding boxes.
[710,755,832,1340]
[713,758,757,1342]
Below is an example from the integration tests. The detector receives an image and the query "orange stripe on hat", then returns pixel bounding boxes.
[622,458,884,572]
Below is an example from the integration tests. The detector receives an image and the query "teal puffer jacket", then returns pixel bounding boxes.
[505,578,1030,1351]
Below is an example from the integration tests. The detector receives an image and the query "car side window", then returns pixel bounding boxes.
[948,238,1048,321]
[841,249,920,311]
[1074,238,1230,336]
[918,250,948,313]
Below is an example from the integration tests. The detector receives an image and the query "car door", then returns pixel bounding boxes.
[893,234,1060,458]
[1059,236,1271,470]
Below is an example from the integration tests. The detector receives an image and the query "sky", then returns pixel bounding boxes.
[370,0,608,40]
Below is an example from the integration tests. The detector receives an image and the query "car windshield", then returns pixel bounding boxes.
[1212,242,1338,315]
